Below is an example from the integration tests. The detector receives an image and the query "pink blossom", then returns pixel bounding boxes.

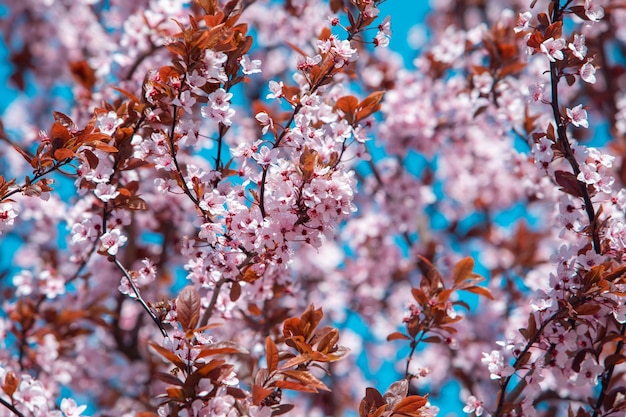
[266,80,284,100]
[99,229,127,255]
[540,37,566,62]
[568,34,587,60]
[240,54,262,75]
[171,90,197,114]
[580,61,596,84]
[96,111,123,135]
[585,0,604,21]
[612,303,626,324]
[252,146,279,166]
[575,356,604,386]
[13,270,35,296]
[331,37,358,67]
[13,377,48,412]
[255,111,274,134]
[463,395,484,416]
[481,350,514,380]
[94,183,120,202]
[567,104,588,128]
[60,398,87,417]
[0,202,19,231]
[514,11,532,33]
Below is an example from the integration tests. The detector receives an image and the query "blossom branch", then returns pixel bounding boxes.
[0,397,25,417]
[592,324,626,417]
[111,256,168,338]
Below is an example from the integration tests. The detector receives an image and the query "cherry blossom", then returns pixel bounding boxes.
[463,395,484,416]
[540,37,566,62]
[99,229,127,255]
[580,61,597,84]
[566,104,589,128]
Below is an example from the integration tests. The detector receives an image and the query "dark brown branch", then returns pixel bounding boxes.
[0,397,25,417]
[112,256,168,338]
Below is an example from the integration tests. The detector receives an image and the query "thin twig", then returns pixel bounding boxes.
[0,397,25,417]
[112,256,168,337]
[198,277,227,328]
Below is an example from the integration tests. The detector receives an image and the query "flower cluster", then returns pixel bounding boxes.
[3,1,626,417]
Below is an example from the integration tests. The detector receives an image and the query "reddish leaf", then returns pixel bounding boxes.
[387,332,410,342]
[52,111,75,128]
[195,359,226,377]
[154,372,184,386]
[274,380,318,393]
[93,142,119,152]
[54,148,75,161]
[329,0,344,13]
[50,121,71,145]
[554,170,583,198]
[452,257,475,285]
[2,371,18,397]
[383,380,408,410]
[393,395,428,415]
[463,285,494,300]
[272,404,295,416]
[279,354,309,370]
[148,341,186,371]
[417,255,444,291]
[359,387,386,417]
[176,285,200,331]
[230,281,241,302]
[12,145,32,164]
[575,303,601,316]
[266,336,279,373]
[196,341,250,359]
[605,353,626,368]
[281,369,330,391]
[335,95,358,123]
[165,386,186,402]
[252,384,274,405]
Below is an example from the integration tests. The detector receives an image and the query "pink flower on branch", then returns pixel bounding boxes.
[99,229,127,255]
[566,104,588,128]
[540,37,566,62]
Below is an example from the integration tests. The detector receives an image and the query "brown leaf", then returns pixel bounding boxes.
[176,285,201,331]
[335,95,358,123]
[53,148,75,161]
[575,303,601,316]
[281,370,330,391]
[2,371,18,397]
[359,387,386,417]
[230,281,241,302]
[196,341,250,359]
[452,257,474,285]
[393,395,428,415]
[252,384,274,405]
[279,354,309,370]
[464,285,494,300]
[148,341,186,371]
[554,170,583,199]
[93,142,119,153]
[266,336,279,373]
[154,372,184,386]
[12,145,32,164]
[274,380,318,393]
[383,380,408,409]
[417,255,444,292]
[387,332,410,342]
[69,60,96,91]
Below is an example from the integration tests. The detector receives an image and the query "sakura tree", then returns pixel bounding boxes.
[1,0,626,416]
